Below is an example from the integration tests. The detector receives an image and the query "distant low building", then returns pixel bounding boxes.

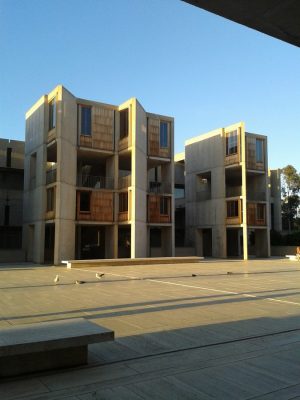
[0,139,24,262]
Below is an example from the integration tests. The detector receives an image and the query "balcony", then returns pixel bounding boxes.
[148,181,172,194]
[148,195,171,224]
[247,192,266,202]
[118,175,131,189]
[226,186,242,198]
[46,167,57,185]
[77,175,114,190]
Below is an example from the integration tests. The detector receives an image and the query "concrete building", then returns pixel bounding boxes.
[23,85,174,265]
[175,122,275,259]
[0,139,24,262]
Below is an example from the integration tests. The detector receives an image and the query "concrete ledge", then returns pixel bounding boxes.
[0,318,114,377]
[67,256,203,269]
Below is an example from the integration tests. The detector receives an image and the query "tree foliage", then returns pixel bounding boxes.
[281,165,300,232]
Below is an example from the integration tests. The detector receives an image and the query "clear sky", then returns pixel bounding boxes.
[0,0,299,170]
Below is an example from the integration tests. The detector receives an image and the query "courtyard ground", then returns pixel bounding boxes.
[0,258,300,399]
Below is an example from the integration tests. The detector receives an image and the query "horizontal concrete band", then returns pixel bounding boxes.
[67,256,203,268]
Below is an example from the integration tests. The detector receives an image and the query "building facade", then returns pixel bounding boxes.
[0,139,24,261]
[175,122,276,259]
[23,85,174,265]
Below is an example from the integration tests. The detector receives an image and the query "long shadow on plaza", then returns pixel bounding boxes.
[3,287,300,323]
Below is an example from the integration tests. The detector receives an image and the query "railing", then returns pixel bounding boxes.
[77,175,114,189]
[196,191,211,201]
[247,192,266,202]
[118,175,131,189]
[148,181,172,194]
[46,168,57,185]
[226,186,242,198]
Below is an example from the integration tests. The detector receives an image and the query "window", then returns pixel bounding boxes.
[80,191,90,212]
[46,188,55,212]
[256,139,264,163]
[119,192,128,213]
[257,204,265,221]
[226,130,238,156]
[4,205,10,226]
[160,121,168,148]
[227,200,239,218]
[6,148,12,167]
[175,184,185,199]
[49,99,56,130]
[120,109,129,139]
[81,106,92,135]
[160,196,169,215]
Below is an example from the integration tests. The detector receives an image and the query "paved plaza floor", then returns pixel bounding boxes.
[0,258,300,399]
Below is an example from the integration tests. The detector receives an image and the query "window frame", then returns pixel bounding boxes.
[49,98,56,131]
[80,105,92,136]
[226,130,238,156]
[256,139,264,163]
[119,192,128,213]
[256,203,265,221]
[46,187,55,213]
[159,121,169,149]
[227,200,239,218]
[120,108,129,139]
[160,196,169,215]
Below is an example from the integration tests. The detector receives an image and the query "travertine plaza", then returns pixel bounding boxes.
[0,258,300,398]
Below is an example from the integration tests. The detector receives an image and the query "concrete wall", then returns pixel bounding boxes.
[0,139,24,169]
[0,250,25,263]
[271,246,299,256]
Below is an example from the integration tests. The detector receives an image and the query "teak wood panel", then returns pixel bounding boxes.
[225,199,242,225]
[77,191,113,222]
[224,129,241,166]
[246,136,265,171]
[148,118,171,158]
[79,106,114,151]
[148,195,171,223]
[247,202,266,226]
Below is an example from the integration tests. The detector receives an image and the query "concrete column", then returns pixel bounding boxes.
[241,124,248,260]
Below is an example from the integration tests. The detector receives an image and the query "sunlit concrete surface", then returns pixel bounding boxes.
[0,258,300,399]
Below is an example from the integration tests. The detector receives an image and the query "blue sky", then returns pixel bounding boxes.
[0,0,299,169]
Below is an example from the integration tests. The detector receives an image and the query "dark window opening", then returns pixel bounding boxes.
[160,121,168,148]
[227,200,239,218]
[4,205,10,226]
[120,109,129,139]
[226,130,238,156]
[150,228,162,247]
[80,191,91,212]
[6,148,12,167]
[81,106,92,136]
[49,99,56,130]
[119,192,128,212]
[160,197,169,215]
[46,188,55,212]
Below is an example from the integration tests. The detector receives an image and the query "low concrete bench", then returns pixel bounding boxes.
[0,318,114,377]
[67,256,203,269]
